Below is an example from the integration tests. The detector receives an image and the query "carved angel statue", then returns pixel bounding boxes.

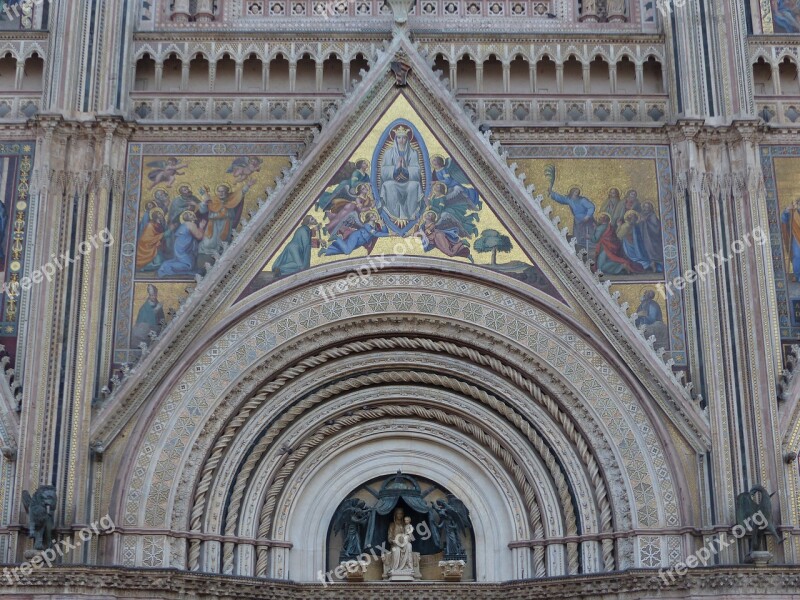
[434,495,470,559]
[607,0,626,16]
[333,498,371,561]
[735,485,781,552]
[22,485,57,551]
[581,0,598,15]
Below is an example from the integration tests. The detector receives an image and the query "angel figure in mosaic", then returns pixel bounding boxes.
[324,183,376,237]
[227,156,263,183]
[321,209,390,257]
[426,181,480,238]
[431,155,481,209]
[316,159,371,212]
[146,157,189,190]
[419,210,473,261]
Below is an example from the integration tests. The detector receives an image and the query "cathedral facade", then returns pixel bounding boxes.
[0,0,800,597]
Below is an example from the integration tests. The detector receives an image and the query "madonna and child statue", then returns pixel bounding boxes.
[332,472,471,582]
[383,506,422,581]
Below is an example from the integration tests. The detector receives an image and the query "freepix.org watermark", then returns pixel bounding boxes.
[657,226,767,299]
[316,520,432,586]
[658,510,768,585]
[1,228,114,300]
[2,514,116,583]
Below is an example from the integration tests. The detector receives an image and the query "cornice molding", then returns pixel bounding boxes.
[2,565,800,598]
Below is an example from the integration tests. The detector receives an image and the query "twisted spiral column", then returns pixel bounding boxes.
[185,337,615,574]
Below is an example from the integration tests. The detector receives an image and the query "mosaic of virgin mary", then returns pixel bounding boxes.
[373,120,430,234]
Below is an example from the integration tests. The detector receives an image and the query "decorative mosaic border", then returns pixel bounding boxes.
[506,144,686,365]
[114,141,302,365]
[0,142,34,361]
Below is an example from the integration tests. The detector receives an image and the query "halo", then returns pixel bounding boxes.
[431,181,447,195]
[154,187,170,197]
[215,182,231,193]
[361,209,380,223]
[596,212,611,221]
[623,209,639,220]
[149,207,165,220]
[422,209,439,222]
[180,210,196,224]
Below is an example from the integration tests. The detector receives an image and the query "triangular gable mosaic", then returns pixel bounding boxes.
[243,95,561,301]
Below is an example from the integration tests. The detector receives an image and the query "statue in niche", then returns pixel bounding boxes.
[581,0,598,15]
[388,510,415,570]
[434,495,470,559]
[332,498,370,561]
[606,0,626,20]
[332,472,473,582]
[383,507,421,580]
[735,485,781,561]
[22,485,57,551]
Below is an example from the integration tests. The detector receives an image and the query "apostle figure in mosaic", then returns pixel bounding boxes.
[545,165,596,253]
[198,180,252,255]
[273,216,321,277]
[600,188,626,227]
[636,201,664,271]
[634,289,668,350]
[592,213,643,275]
[616,210,652,271]
[132,284,166,348]
[157,211,207,277]
[136,207,167,271]
[782,197,800,282]
[380,125,423,224]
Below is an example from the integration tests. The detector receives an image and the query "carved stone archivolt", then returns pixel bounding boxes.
[106,270,688,579]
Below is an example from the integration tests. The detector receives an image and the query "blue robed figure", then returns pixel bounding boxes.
[324,211,390,256]
[431,155,481,209]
